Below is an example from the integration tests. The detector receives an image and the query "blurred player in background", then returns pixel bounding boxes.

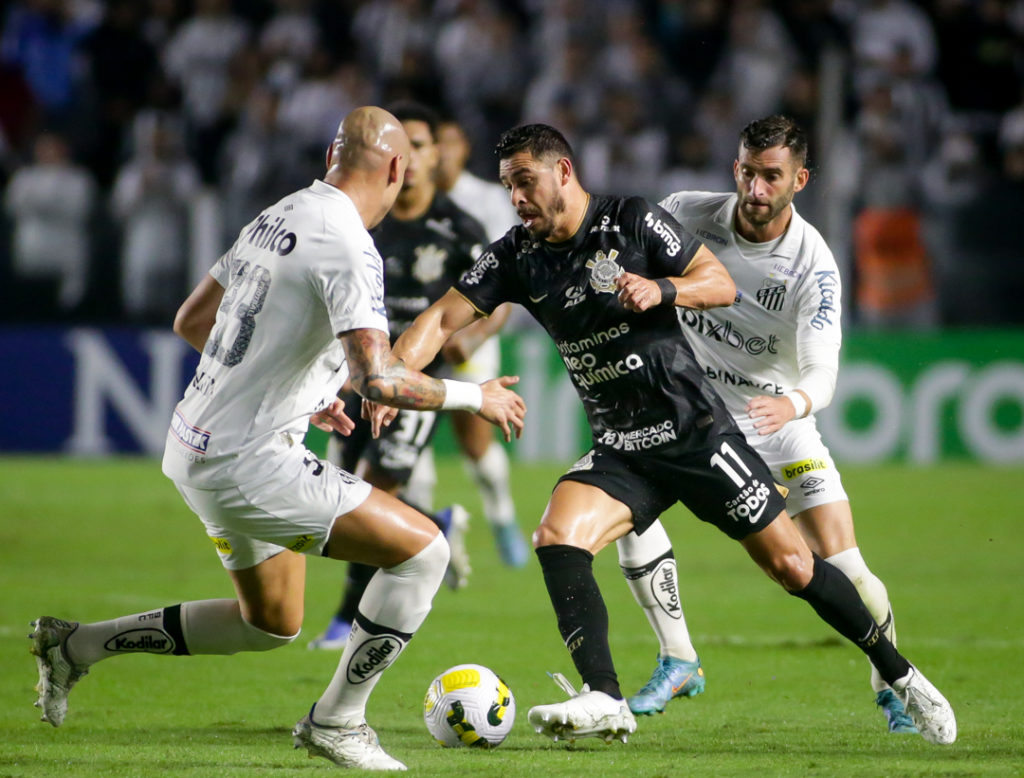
[308,103,524,652]
[429,115,528,565]
[29,106,525,771]
[369,122,955,748]
[616,115,918,734]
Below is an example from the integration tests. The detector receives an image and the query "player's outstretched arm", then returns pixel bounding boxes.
[393,288,484,369]
[341,327,448,409]
[173,274,225,352]
[441,302,513,365]
[616,245,735,313]
[340,325,525,441]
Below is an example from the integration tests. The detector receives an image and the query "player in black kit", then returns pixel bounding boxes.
[308,102,510,650]
[367,124,956,745]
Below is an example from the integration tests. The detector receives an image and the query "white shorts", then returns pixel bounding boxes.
[451,335,500,384]
[746,417,848,516]
[174,444,372,570]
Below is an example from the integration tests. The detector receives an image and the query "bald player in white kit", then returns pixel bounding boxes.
[615,115,923,736]
[28,106,525,772]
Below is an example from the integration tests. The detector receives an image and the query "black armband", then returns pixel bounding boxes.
[656,278,677,307]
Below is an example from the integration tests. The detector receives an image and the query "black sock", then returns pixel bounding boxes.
[336,562,377,622]
[792,554,911,685]
[536,544,621,699]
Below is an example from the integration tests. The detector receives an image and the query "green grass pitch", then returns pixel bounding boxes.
[1,457,1022,776]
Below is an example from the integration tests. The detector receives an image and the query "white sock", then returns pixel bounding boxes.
[616,521,698,663]
[66,599,296,665]
[403,447,436,512]
[464,442,516,527]
[314,533,448,727]
[825,547,895,692]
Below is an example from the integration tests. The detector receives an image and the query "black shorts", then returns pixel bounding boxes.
[558,429,786,540]
[331,392,440,485]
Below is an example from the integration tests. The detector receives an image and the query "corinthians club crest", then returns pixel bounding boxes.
[412,244,448,284]
[586,249,623,293]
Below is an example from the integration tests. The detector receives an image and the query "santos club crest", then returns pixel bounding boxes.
[756,278,787,311]
[586,249,623,293]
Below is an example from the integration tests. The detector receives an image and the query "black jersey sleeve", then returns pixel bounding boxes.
[625,197,703,277]
[453,234,520,315]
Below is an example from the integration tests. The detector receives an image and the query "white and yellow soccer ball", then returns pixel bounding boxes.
[423,663,516,748]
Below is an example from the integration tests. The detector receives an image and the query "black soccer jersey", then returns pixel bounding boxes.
[373,192,487,372]
[455,194,735,450]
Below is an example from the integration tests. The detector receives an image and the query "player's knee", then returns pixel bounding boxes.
[766,551,814,591]
[240,617,299,652]
[532,522,565,549]
[390,532,449,587]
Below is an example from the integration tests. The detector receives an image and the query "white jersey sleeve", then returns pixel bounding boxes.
[315,219,388,337]
[660,190,841,434]
[791,242,842,414]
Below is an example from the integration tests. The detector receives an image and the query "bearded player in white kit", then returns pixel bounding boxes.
[615,115,920,735]
[28,106,525,772]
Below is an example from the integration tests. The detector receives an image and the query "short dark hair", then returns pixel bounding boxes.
[494,123,574,163]
[740,115,808,166]
[387,100,440,141]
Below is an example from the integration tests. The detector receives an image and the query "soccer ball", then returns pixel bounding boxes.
[423,663,516,748]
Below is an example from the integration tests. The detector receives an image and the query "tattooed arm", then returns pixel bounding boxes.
[339,328,447,409]
[340,323,526,441]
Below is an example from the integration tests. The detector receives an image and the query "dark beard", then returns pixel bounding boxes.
[527,192,567,241]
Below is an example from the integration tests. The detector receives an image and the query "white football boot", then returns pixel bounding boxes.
[292,710,407,770]
[892,666,956,745]
[527,673,636,744]
[29,617,90,727]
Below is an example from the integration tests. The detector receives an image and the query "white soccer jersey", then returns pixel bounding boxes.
[660,191,842,438]
[163,180,389,488]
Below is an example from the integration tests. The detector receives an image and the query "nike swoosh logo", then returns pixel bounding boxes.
[529,293,548,303]
[672,673,695,694]
[749,498,768,523]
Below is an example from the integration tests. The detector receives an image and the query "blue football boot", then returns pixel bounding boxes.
[876,688,919,734]
[628,655,705,715]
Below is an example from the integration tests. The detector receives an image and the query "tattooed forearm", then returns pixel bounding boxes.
[340,328,447,410]
[360,369,446,408]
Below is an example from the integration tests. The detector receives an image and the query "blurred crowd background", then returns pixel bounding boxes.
[1,0,1022,330]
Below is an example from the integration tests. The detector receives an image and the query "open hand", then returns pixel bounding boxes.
[747,395,796,436]
[479,376,527,442]
[311,398,355,435]
[364,399,399,439]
